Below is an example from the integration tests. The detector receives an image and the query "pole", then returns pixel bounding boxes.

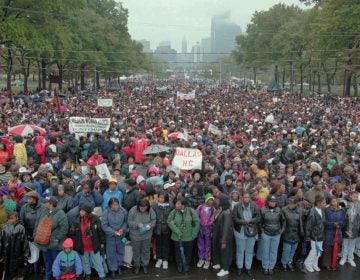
[94,65,96,90]
[219,61,222,84]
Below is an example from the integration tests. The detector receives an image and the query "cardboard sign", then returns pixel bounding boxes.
[172,148,202,170]
[69,117,111,134]
[97,99,113,107]
[95,163,112,179]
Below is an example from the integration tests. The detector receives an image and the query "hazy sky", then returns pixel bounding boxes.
[119,0,306,52]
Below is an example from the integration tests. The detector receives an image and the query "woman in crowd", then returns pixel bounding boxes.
[260,195,283,275]
[127,198,156,274]
[304,195,326,273]
[152,191,173,269]
[322,196,346,270]
[54,185,73,213]
[232,192,260,276]
[167,197,200,273]
[212,194,234,277]
[101,198,128,278]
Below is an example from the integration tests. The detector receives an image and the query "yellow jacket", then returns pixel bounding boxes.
[14,143,27,167]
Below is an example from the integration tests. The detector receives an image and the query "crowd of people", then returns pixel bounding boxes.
[0,80,359,279]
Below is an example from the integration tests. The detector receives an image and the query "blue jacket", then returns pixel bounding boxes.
[73,191,103,208]
[101,207,128,237]
[52,250,82,278]
[102,189,123,211]
[324,207,346,245]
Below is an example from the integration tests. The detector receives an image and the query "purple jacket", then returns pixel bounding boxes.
[196,204,215,227]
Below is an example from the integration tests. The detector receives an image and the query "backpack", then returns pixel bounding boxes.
[34,216,53,245]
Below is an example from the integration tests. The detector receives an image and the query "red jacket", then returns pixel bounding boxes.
[132,137,148,164]
[34,136,46,164]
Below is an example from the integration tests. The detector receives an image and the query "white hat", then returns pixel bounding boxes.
[310,162,322,173]
[136,175,145,185]
[19,167,28,173]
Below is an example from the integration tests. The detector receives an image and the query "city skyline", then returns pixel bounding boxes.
[120,0,306,52]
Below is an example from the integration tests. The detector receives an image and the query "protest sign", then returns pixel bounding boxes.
[177,90,196,100]
[172,148,202,170]
[97,99,113,107]
[69,117,111,134]
[95,163,112,180]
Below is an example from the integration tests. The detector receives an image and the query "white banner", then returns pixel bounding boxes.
[172,148,202,170]
[97,99,113,107]
[69,117,111,134]
[177,90,196,100]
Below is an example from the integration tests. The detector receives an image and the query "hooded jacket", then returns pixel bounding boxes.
[14,142,27,167]
[52,238,83,279]
[34,136,46,164]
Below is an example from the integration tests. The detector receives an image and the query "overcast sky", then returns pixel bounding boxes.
[119,0,306,52]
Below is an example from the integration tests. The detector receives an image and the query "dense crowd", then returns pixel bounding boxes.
[0,81,359,279]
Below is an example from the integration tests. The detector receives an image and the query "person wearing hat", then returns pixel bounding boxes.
[68,203,106,280]
[101,198,128,278]
[34,196,68,280]
[0,211,28,280]
[52,238,83,280]
[260,195,283,275]
[212,194,233,277]
[233,192,260,277]
[280,197,304,272]
[123,178,142,212]
[195,193,215,269]
[102,178,123,212]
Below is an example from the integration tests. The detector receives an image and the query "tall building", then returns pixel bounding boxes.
[139,39,151,53]
[182,37,188,53]
[211,12,241,60]
[191,42,201,63]
[154,42,177,67]
[201,37,211,62]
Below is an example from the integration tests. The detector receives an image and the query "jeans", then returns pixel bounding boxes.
[234,230,256,270]
[43,249,60,280]
[174,241,194,272]
[342,238,357,261]
[304,240,323,270]
[132,238,152,266]
[81,251,106,278]
[261,233,280,270]
[281,241,298,265]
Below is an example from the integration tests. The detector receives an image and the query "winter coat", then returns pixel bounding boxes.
[132,138,148,164]
[281,205,304,242]
[324,207,346,245]
[167,207,200,242]
[343,201,360,239]
[34,136,46,164]
[73,190,103,208]
[68,214,105,255]
[52,250,82,279]
[101,207,128,237]
[260,206,283,236]
[34,208,69,251]
[152,202,173,235]
[127,206,156,241]
[196,203,215,228]
[305,207,326,241]
[86,154,103,166]
[56,195,73,213]
[20,201,46,241]
[0,204,7,229]
[185,194,204,209]
[102,189,123,211]
[213,209,233,246]
[14,143,27,167]
[123,188,142,211]
[232,201,260,233]
[0,222,29,278]
[100,141,115,160]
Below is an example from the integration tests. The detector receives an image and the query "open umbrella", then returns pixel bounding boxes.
[331,227,339,270]
[143,144,170,155]
[8,124,46,136]
[168,132,193,141]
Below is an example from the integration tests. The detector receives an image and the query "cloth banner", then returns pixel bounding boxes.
[97,98,113,107]
[177,90,196,100]
[95,163,112,179]
[69,117,111,134]
[208,124,222,136]
[172,148,202,170]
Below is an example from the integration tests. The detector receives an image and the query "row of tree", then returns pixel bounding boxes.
[234,0,360,96]
[0,0,160,100]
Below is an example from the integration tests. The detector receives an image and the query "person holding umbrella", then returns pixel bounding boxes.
[322,196,345,270]
[167,197,200,273]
